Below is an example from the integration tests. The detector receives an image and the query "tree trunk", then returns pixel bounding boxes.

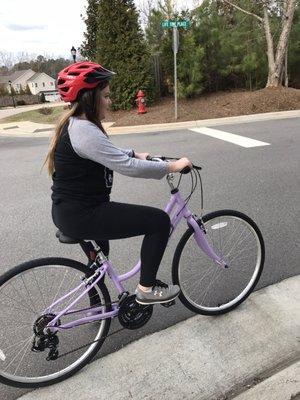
[263,6,277,87]
[285,51,289,87]
[265,0,297,87]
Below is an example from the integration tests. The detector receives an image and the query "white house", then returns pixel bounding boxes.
[0,69,35,92]
[27,72,59,101]
[0,69,59,102]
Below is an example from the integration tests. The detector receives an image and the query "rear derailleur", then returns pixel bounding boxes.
[31,314,60,361]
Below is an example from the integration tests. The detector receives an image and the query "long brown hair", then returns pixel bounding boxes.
[43,81,109,176]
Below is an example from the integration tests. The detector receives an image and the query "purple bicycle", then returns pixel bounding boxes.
[0,156,265,388]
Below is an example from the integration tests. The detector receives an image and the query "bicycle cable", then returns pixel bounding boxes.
[174,167,197,218]
[196,168,204,211]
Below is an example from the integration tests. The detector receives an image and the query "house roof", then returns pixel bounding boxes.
[27,71,55,82]
[8,70,32,82]
[0,69,55,86]
[0,69,34,84]
[27,72,42,82]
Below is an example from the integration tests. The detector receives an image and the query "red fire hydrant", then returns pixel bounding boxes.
[136,90,147,114]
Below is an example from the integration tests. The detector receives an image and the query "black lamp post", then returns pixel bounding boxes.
[8,80,16,108]
[71,46,77,63]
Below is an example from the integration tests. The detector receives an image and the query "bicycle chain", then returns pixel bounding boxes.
[56,298,122,359]
[56,326,126,359]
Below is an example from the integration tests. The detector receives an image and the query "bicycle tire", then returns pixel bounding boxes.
[0,257,111,388]
[172,210,265,316]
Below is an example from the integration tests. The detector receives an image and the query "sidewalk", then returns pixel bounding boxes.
[1,109,300,137]
[0,101,63,119]
[18,275,300,400]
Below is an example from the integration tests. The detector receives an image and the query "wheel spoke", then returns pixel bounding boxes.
[176,212,263,314]
[0,260,110,386]
[20,275,40,315]
[3,336,33,373]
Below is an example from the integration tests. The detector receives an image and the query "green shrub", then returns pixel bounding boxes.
[38,107,53,115]
[16,100,26,106]
[39,93,46,103]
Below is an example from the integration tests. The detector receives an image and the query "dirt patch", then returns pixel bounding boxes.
[106,87,300,127]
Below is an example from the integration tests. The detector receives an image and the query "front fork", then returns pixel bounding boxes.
[187,216,229,269]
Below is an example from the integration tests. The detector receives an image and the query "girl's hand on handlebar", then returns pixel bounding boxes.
[134,152,150,160]
[167,157,193,173]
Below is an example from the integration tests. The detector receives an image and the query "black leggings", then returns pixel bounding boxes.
[52,201,171,286]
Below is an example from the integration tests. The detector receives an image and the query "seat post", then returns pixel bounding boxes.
[87,240,108,263]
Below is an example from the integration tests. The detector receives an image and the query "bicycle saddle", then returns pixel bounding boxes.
[55,230,80,244]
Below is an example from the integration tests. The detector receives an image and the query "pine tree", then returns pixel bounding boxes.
[193,0,267,91]
[95,0,154,110]
[288,5,300,87]
[25,84,32,95]
[146,6,173,96]
[81,0,100,60]
[177,30,205,98]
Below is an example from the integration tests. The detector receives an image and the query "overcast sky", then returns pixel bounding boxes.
[0,0,198,63]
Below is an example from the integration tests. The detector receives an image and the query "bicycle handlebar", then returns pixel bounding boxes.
[146,155,202,173]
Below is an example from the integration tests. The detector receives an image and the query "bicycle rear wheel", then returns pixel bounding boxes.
[173,210,265,315]
[0,257,111,388]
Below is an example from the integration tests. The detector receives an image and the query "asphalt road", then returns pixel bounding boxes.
[0,116,299,399]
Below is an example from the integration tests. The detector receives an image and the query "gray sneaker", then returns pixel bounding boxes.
[135,280,180,305]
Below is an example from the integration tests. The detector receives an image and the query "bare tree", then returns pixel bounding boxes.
[138,0,157,27]
[0,51,41,69]
[0,51,15,69]
[222,0,298,87]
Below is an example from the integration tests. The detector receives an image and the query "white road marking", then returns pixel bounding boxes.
[189,127,270,148]
[0,349,6,361]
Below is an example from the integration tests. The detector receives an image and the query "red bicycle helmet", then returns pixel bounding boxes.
[57,61,116,102]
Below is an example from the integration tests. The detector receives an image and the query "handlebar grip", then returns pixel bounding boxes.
[146,156,202,171]
[181,166,191,174]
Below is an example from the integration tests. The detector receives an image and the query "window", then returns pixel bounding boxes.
[35,83,38,87]
[42,82,45,87]
[50,82,54,86]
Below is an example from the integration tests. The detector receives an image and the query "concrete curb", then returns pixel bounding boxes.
[107,109,300,135]
[18,275,300,400]
[1,109,300,137]
[232,360,300,400]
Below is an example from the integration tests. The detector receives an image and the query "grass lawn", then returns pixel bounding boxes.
[1,106,66,124]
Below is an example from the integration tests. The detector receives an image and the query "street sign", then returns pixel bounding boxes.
[161,20,190,29]
[161,19,189,120]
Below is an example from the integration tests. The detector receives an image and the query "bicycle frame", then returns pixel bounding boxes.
[46,175,228,333]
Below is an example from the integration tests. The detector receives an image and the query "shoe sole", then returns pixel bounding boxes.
[135,293,179,305]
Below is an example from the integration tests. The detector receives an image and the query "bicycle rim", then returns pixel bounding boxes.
[174,211,264,314]
[0,258,110,387]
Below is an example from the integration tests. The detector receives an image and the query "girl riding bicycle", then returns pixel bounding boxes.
[44,61,192,305]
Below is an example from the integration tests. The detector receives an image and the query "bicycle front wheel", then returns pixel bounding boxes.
[173,210,265,315]
[0,257,111,388]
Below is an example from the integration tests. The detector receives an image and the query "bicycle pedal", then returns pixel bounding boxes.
[161,300,176,308]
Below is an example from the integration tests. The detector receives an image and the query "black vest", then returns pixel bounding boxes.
[51,121,113,205]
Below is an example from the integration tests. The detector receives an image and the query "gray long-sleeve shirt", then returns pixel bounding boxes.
[68,117,168,180]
